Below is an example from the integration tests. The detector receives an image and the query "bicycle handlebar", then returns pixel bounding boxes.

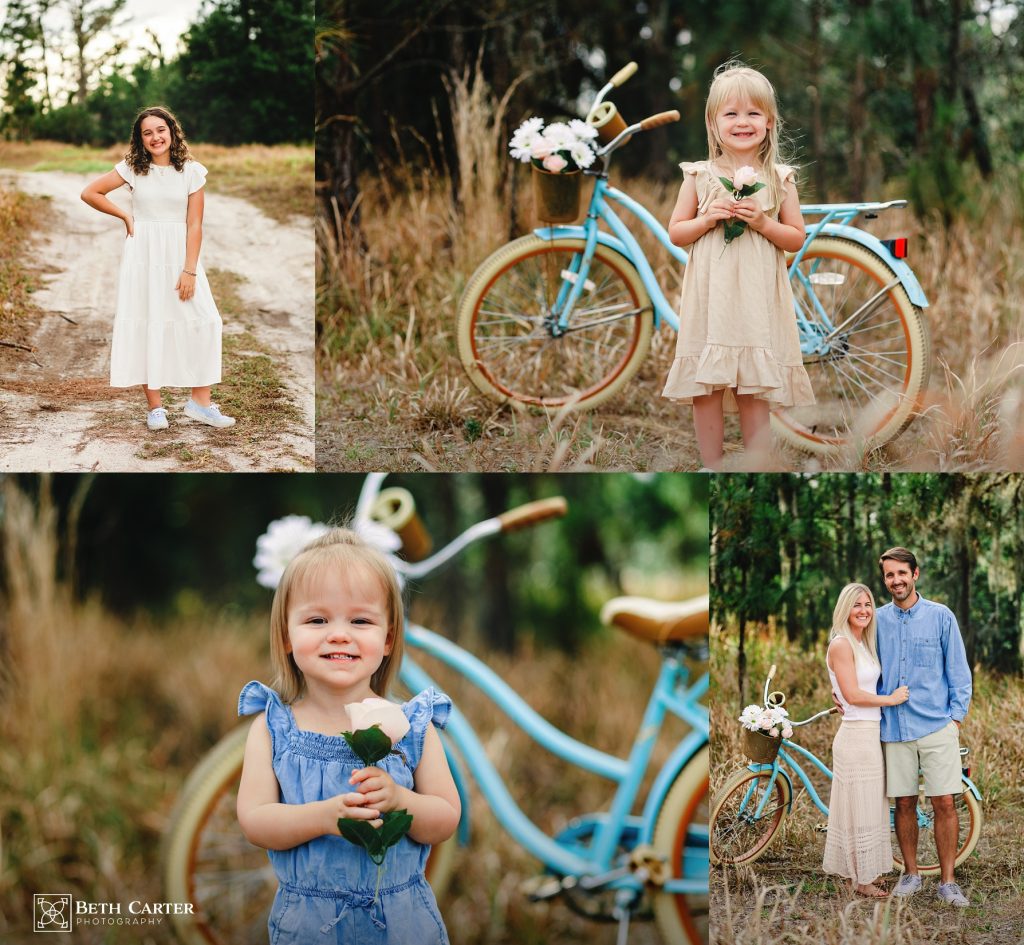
[498,497,568,532]
[609,61,638,87]
[640,110,680,131]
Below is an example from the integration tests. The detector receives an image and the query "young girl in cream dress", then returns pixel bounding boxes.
[662,63,814,469]
[82,106,234,431]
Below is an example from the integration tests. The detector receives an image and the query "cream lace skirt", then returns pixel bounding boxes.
[822,720,893,884]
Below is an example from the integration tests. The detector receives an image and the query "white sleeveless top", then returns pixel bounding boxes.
[827,638,882,722]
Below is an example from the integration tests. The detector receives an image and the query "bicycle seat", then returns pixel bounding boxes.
[600,595,709,644]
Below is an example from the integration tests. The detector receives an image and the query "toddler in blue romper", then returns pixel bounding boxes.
[239,680,452,945]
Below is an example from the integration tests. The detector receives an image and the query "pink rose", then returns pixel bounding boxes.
[345,697,410,746]
[769,727,780,737]
[542,153,568,173]
[733,165,758,189]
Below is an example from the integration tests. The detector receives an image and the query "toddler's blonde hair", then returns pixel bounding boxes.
[269,528,405,703]
[704,62,794,213]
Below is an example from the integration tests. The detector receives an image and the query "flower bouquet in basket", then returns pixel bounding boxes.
[509,117,599,223]
[738,704,793,764]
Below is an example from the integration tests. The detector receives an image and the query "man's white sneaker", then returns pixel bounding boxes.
[936,882,969,907]
[891,873,922,897]
[183,400,236,428]
[146,407,169,431]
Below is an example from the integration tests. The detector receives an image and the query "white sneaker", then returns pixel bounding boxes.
[146,407,169,431]
[183,399,236,428]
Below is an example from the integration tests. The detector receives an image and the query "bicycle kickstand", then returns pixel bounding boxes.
[612,889,637,945]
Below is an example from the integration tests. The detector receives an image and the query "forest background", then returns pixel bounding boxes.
[317,1,1024,472]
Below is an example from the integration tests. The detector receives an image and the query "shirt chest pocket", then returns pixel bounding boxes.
[912,637,940,667]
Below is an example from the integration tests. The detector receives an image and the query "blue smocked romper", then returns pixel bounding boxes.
[238,681,452,945]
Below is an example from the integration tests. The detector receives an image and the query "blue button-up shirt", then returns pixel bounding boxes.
[876,594,972,743]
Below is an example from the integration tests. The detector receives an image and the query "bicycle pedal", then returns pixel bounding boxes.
[521,875,563,902]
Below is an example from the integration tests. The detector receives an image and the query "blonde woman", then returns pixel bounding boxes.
[662,61,814,469]
[823,583,909,897]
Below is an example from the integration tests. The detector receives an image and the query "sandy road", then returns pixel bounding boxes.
[0,170,313,471]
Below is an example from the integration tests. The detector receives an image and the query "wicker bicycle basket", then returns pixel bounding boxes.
[742,728,783,764]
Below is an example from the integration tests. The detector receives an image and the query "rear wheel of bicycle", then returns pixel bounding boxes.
[162,723,457,945]
[652,746,710,945]
[709,767,792,867]
[890,780,982,876]
[456,235,654,410]
[775,236,930,456]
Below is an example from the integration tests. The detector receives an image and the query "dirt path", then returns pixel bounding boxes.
[0,170,313,471]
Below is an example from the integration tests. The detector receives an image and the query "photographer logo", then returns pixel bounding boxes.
[33,895,72,933]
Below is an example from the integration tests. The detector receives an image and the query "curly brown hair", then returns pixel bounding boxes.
[124,106,192,175]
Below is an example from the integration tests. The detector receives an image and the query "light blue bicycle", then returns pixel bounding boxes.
[457,63,931,457]
[163,474,710,945]
[709,664,982,873]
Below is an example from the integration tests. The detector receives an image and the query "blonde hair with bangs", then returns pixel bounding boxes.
[269,529,405,703]
[828,583,880,670]
[704,62,793,214]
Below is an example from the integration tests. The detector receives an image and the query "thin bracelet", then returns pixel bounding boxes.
[183,269,197,276]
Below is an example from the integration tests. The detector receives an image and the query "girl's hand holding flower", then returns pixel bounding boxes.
[351,765,402,812]
[731,197,767,232]
[705,197,736,229]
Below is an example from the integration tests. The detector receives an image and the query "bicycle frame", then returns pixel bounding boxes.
[399,625,709,895]
[533,174,929,349]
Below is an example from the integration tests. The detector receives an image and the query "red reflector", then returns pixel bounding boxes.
[882,237,908,259]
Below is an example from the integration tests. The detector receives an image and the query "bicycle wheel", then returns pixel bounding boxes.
[651,746,709,945]
[456,235,654,410]
[709,766,792,866]
[162,724,458,945]
[890,781,982,876]
[775,236,930,455]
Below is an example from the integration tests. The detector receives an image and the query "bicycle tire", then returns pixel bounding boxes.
[651,746,710,945]
[456,235,654,410]
[709,766,792,867]
[890,779,983,876]
[162,723,458,945]
[775,236,931,455]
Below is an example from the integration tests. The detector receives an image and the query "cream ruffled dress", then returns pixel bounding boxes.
[662,161,814,410]
[109,158,222,389]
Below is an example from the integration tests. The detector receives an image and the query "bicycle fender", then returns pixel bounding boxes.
[746,763,795,812]
[637,733,708,844]
[961,773,982,802]
[815,224,930,308]
[442,733,472,846]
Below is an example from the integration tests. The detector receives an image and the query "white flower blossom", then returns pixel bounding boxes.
[509,117,546,162]
[569,140,596,169]
[543,122,576,148]
[568,118,598,142]
[253,515,330,589]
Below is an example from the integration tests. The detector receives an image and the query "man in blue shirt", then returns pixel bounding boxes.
[875,547,972,907]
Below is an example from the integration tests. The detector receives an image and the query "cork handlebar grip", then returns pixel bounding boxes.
[639,110,681,131]
[498,497,569,532]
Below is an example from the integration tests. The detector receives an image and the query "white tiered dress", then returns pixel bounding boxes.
[109,159,222,388]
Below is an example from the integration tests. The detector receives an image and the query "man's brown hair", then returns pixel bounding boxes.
[878,546,919,578]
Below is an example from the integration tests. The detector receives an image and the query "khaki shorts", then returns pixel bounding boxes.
[885,721,962,797]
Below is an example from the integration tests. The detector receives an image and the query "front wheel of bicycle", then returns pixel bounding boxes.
[162,723,458,945]
[775,236,931,456]
[890,780,983,876]
[456,235,654,410]
[651,746,710,945]
[709,766,792,867]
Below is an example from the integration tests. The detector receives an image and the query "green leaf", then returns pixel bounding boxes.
[717,176,735,192]
[337,817,384,859]
[378,809,413,849]
[723,220,747,244]
[736,181,766,198]
[341,724,393,765]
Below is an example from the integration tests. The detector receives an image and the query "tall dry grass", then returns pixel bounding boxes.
[316,68,1024,472]
[0,478,705,944]
[708,630,1024,944]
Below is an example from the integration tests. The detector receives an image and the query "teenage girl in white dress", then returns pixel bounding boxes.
[82,105,235,430]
